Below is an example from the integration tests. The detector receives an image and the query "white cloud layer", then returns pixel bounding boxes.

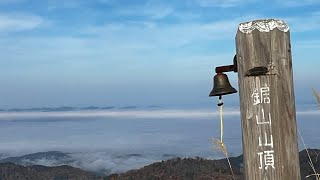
[195,0,254,7]
[0,13,43,33]
[83,15,258,48]
[0,108,319,120]
[286,12,320,32]
[0,109,240,119]
[115,1,174,20]
[0,0,25,4]
[278,0,320,7]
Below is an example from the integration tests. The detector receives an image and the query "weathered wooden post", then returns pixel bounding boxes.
[235,19,301,179]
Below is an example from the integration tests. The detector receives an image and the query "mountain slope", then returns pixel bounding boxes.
[0,163,101,180]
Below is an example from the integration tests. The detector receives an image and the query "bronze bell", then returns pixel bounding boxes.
[209,73,237,96]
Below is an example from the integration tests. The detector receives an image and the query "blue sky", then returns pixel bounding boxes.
[0,0,319,108]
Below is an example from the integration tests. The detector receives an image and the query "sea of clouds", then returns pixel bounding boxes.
[0,105,318,175]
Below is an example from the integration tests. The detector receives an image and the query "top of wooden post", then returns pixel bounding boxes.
[238,19,289,34]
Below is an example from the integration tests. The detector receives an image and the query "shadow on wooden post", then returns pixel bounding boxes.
[235,19,301,179]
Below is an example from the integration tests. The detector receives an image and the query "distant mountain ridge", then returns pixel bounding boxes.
[0,149,319,180]
[0,162,100,180]
[0,151,174,176]
[0,151,73,166]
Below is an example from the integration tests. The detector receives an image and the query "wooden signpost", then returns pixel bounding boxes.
[235,19,301,179]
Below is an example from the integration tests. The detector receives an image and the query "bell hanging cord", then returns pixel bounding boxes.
[218,95,224,143]
[216,95,235,179]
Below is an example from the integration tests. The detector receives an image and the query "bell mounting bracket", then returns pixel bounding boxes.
[215,55,238,74]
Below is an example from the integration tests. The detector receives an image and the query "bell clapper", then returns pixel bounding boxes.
[217,95,224,106]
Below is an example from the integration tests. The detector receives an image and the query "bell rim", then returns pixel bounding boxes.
[209,88,237,97]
